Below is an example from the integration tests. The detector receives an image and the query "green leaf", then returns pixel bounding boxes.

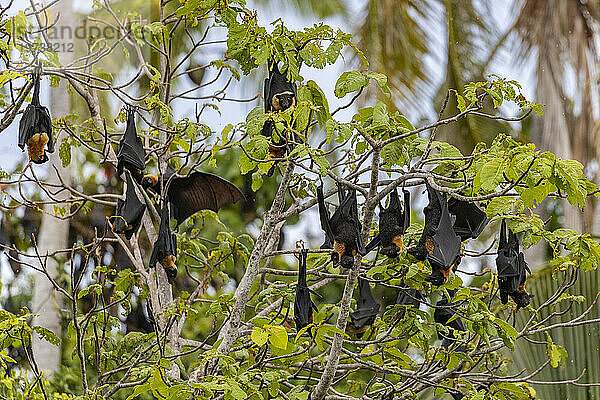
[250,327,269,347]
[334,70,369,98]
[268,325,288,350]
[59,139,72,167]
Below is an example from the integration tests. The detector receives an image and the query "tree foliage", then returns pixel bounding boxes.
[0,1,598,399]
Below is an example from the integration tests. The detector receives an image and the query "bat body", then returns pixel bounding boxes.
[18,74,54,164]
[395,281,424,309]
[366,188,410,258]
[149,199,178,283]
[317,184,366,269]
[496,220,533,310]
[116,108,145,181]
[142,166,245,226]
[408,184,461,286]
[448,198,489,241]
[434,291,466,350]
[294,249,318,335]
[112,173,147,239]
[261,60,298,176]
[347,278,380,337]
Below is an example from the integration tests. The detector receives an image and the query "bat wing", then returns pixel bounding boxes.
[117,110,146,173]
[351,278,380,327]
[448,198,488,241]
[429,190,461,269]
[317,185,335,248]
[113,173,146,239]
[396,283,423,309]
[264,76,272,113]
[149,201,172,269]
[364,233,380,254]
[167,171,245,225]
[347,189,366,255]
[294,250,315,331]
[18,105,36,149]
[402,189,411,232]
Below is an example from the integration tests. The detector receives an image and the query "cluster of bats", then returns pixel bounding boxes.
[19,65,533,346]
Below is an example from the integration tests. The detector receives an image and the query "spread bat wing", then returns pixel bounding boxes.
[428,186,461,270]
[167,171,245,225]
[317,185,335,248]
[350,278,380,328]
[113,173,147,239]
[448,197,489,241]
[116,109,146,176]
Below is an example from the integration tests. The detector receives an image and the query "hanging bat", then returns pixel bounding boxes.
[496,220,533,310]
[18,73,54,164]
[142,166,245,226]
[448,197,489,241]
[317,183,366,269]
[408,183,461,286]
[294,249,318,335]
[346,278,380,337]
[365,188,410,258]
[434,290,466,350]
[126,300,155,334]
[116,108,146,181]
[395,280,424,309]
[261,60,298,176]
[112,173,147,240]
[149,199,178,283]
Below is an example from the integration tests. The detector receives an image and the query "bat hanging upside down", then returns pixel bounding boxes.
[149,198,178,283]
[317,183,366,269]
[408,183,461,286]
[18,73,54,164]
[365,188,411,258]
[116,107,146,181]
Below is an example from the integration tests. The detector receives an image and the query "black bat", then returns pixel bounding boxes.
[116,108,145,181]
[434,290,466,350]
[126,300,155,334]
[448,197,489,241]
[149,199,178,283]
[365,188,410,258]
[18,73,54,164]
[294,249,318,335]
[408,183,461,286]
[142,166,245,226]
[112,173,147,240]
[347,278,380,337]
[317,184,366,269]
[261,60,298,176]
[395,280,424,309]
[496,220,533,310]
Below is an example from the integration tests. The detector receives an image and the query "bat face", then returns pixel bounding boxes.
[116,108,146,179]
[18,75,54,164]
[448,198,489,241]
[112,174,147,240]
[149,200,178,284]
[272,92,296,111]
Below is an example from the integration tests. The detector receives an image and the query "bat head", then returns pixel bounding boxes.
[511,289,534,310]
[425,267,447,286]
[164,265,177,284]
[141,174,159,189]
[31,153,49,164]
[272,92,296,111]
